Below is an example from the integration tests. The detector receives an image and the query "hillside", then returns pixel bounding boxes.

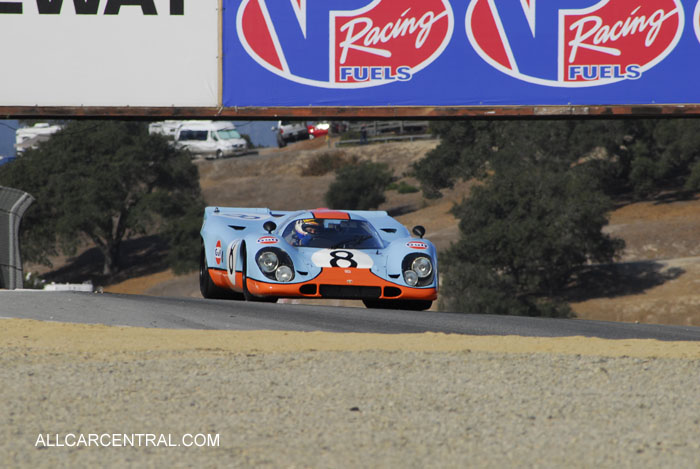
[95,137,700,325]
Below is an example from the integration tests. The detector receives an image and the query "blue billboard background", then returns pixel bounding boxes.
[223,0,698,108]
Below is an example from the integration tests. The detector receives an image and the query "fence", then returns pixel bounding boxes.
[335,134,436,147]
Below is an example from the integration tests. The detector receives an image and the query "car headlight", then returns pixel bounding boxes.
[275,265,294,283]
[403,270,419,286]
[411,257,433,279]
[402,253,435,287]
[256,248,295,283]
[257,251,279,273]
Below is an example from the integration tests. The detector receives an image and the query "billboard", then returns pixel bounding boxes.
[222,0,700,114]
[0,0,218,107]
[3,1,700,116]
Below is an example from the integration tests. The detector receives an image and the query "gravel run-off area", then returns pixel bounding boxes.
[2,319,700,468]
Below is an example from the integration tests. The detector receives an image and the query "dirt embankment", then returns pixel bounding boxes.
[93,138,700,326]
[3,318,700,468]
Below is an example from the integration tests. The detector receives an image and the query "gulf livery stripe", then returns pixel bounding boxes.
[312,210,350,220]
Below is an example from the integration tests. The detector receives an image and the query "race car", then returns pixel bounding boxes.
[199,207,438,310]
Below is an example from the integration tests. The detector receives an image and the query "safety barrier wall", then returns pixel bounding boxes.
[0,186,34,290]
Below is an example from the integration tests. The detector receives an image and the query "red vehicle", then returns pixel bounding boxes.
[307,122,330,139]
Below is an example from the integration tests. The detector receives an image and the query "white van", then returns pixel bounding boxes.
[15,123,64,154]
[174,121,248,159]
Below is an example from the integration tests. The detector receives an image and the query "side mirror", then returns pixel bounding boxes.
[263,221,277,234]
[412,225,426,238]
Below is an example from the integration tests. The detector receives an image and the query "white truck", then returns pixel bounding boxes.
[273,121,308,147]
[174,121,248,159]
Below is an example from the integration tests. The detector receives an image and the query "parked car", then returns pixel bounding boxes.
[199,207,438,310]
[174,121,247,159]
[148,120,183,139]
[273,121,308,147]
[307,122,330,139]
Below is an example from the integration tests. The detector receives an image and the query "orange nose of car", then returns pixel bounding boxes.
[246,267,437,301]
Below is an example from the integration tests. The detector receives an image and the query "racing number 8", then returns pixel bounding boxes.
[330,250,358,268]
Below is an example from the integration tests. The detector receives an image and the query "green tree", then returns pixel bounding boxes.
[441,162,623,316]
[414,119,700,200]
[325,160,393,210]
[0,121,204,276]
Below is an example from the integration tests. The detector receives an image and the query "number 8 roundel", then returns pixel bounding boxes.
[311,249,374,268]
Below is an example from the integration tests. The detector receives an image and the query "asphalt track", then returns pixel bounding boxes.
[2,290,700,341]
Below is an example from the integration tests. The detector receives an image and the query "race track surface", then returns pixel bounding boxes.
[2,291,699,341]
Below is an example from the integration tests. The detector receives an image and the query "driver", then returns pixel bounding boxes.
[293,219,322,246]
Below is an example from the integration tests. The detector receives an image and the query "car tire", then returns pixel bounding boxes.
[277,134,286,148]
[215,149,223,159]
[200,246,244,300]
[362,299,432,311]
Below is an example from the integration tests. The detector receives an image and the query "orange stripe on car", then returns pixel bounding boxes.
[209,269,243,292]
[311,209,350,220]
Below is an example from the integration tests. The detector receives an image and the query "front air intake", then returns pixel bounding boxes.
[383,287,402,298]
[319,285,381,299]
[299,284,317,295]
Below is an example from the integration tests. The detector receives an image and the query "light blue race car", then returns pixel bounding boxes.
[200,207,438,310]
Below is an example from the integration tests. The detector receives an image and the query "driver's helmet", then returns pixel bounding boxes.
[294,219,322,245]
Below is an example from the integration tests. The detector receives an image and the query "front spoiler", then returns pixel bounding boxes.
[244,268,437,301]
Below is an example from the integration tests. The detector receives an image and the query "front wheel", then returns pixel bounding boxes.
[363,299,432,311]
[200,246,243,300]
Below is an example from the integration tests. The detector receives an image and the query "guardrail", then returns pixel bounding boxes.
[344,121,430,136]
[0,186,34,290]
[335,134,436,147]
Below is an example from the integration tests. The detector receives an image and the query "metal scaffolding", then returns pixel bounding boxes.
[0,186,34,290]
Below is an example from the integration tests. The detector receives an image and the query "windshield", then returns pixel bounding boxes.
[283,218,383,249]
[216,129,242,140]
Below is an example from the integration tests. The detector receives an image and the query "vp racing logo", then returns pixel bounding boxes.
[466,0,683,87]
[237,0,454,88]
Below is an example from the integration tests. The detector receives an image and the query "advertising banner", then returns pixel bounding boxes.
[223,0,700,109]
[0,0,218,107]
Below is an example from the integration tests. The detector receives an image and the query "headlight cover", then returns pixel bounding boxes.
[275,265,294,283]
[257,251,279,273]
[411,257,433,278]
[402,253,435,287]
[403,270,419,286]
[255,248,294,283]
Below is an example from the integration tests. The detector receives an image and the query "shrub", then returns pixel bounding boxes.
[388,180,419,194]
[302,151,354,176]
[325,161,393,210]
